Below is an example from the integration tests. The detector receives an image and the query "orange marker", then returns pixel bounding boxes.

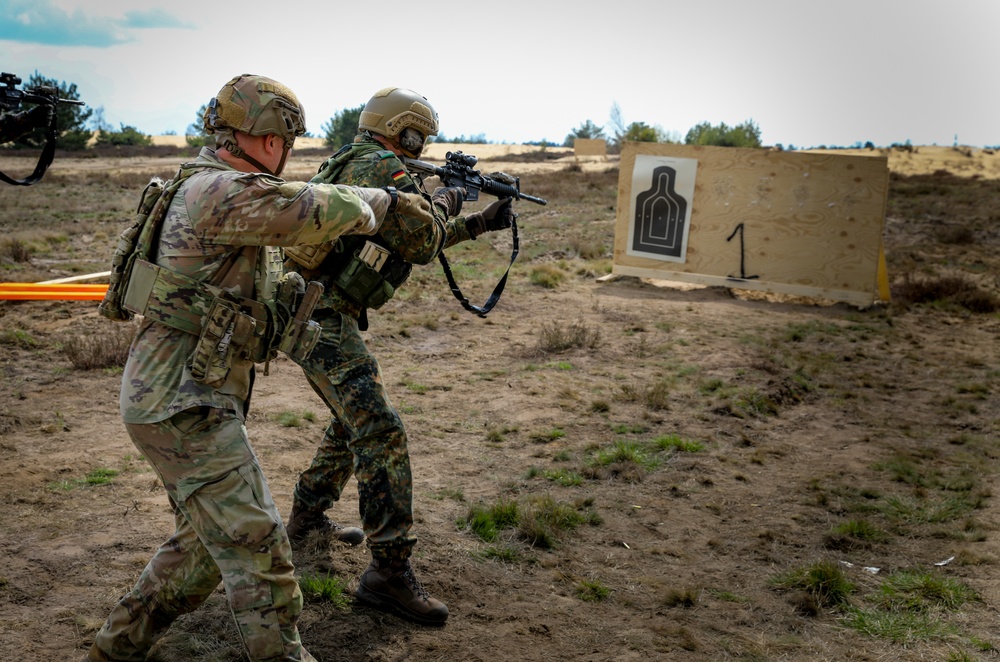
[0,283,109,301]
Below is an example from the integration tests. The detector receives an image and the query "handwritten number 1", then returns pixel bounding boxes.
[726,223,758,280]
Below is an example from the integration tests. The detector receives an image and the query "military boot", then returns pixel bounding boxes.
[285,504,365,546]
[355,558,449,626]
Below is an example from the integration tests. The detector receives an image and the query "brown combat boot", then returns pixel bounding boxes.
[285,504,365,546]
[355,558,449,626]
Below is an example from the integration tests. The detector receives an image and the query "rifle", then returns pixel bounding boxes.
[1,72,85,186]
[403,150,547,206]
[403,150,547,318]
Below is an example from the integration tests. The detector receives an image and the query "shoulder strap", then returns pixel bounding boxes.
[0,110,57,186]
[313,143,354,184]
[438,219,519,318]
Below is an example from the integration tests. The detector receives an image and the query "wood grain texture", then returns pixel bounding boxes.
[613,143,889,305]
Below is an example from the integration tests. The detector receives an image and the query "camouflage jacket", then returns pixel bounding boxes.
[291,135,473,316]
[121,147,377,424]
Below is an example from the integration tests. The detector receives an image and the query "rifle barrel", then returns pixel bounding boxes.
[513,190,547,205]
[481,178,547,206]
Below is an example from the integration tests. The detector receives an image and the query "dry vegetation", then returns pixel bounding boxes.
[1,145,999,661]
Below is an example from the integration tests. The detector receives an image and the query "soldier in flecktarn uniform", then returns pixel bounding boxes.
[282,87,515,627]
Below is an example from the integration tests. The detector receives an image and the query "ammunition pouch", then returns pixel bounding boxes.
[122,259,323,383]
[278,315,322,361]
[275,274,323,361]
[335,254,395,309]
[189,298,257,387]
[333,240,411,310]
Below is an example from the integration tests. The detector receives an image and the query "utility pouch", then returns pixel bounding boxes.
[278,280,324,361]
[189,297,257,387]
[284,241,335,270]
[334,241,395,309]
[99,177,169,322]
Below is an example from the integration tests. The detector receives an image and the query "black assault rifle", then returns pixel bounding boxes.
[403,150,546,318]
[1,72,85,186]
[403,150,547,206]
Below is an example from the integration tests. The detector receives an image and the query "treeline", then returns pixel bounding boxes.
[3,73,909,153]
[2,72,160,150]
[315,101,763,152]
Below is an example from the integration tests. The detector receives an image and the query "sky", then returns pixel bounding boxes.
[2,0,998,149]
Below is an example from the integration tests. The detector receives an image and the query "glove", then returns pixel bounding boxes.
[395,190,435,226]
[0,105,53,144]
[465,197,515,240]
[431,186,465,217]
[28,104,54,129]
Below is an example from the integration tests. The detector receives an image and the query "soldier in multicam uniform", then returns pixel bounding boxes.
[82,75,435,662]
[280,87,515,626]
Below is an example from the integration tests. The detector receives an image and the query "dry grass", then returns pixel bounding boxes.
[2,150,1000,661]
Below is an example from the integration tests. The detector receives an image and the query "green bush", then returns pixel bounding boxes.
[685,119,762,148]
[95,124,153,147]
[322,105,364,149]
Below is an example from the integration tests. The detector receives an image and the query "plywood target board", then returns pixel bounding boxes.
[613,143,891,306]
[574,138,607,157]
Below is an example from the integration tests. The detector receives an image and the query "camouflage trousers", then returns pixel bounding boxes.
[92,407,315,662]
[292,309,416,563]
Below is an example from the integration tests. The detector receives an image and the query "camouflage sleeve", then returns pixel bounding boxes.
[182,171,376,247]
[441,214,474,250]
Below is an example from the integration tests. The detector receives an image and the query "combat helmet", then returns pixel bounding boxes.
[359,87,438,158]
[203,73,305,174]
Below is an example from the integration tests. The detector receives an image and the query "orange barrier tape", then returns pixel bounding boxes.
[0,283,109,301]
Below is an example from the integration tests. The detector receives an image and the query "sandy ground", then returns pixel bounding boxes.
[1,144,999,661]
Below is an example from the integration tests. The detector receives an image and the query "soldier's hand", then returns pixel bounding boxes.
[32,103,56,129]
[394,191,434,226]
[29,104,54,129]
[431,186,465,217]
[464,198,515,240]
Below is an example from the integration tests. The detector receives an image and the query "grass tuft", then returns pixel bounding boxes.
[298,572,352,610]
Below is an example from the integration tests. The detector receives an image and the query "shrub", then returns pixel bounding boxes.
[893,275,999,313]
[62,323,135,369]
[537,320,601,353]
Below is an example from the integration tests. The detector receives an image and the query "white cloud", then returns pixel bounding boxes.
[3,0,999,147]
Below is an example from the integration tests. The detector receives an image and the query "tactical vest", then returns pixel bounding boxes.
[284,144,412,311]
[99,162,321,386]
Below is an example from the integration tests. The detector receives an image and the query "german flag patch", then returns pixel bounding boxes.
[391,169,406,182]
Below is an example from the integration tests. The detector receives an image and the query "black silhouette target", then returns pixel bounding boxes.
[627,156,696,263]
[632,165,688,258]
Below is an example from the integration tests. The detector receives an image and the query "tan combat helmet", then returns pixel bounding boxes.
[358,87,438,158]
[203,73,306,174]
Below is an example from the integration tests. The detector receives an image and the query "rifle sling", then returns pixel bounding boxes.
[437,219,519,318]
[0,116,56,186]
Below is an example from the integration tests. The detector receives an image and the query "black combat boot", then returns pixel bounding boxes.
[285,504,365,546]
[355,558,449,626]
